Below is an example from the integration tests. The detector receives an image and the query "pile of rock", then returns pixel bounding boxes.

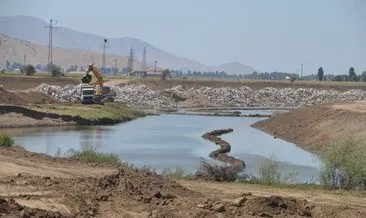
[113,84,177,108]
[33,83,366,108]
[195,86,366,107]
[34,83,82,102]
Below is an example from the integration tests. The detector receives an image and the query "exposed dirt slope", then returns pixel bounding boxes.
[0,76,79,90]
[252,101,366,151]
[0,89,55,105]
[1,147,366,217]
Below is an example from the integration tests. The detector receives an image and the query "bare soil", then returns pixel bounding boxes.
[0,76,79,91]
[1,147,366,217]
[252,101,366,151]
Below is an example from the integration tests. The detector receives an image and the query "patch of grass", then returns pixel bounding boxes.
[161,167,193,180]
[0,133,14,148]
[29,102,145,122]
[68,145,130,167]
[256,155,299,185]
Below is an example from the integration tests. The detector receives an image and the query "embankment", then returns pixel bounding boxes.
[0,103,141,128]
[252,101,366,152]
[201,128,246,169]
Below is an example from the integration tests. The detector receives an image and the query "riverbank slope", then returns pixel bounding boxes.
[252,100,366,151]
[0,103,144,128]
[1,146,366,217]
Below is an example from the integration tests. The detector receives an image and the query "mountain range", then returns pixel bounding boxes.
[0,15,255,74]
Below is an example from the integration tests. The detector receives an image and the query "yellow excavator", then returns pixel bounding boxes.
[80,64,116,104]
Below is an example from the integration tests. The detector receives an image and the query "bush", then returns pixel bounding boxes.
[194,159,243,182]
[51,65,63,77]
[68,144,129,167]
[0,133,14,148]
[161,167,192,180]
[161,69,170,80]
[22,64,36,76]
[319,137,366,190]
[257,155,298,185]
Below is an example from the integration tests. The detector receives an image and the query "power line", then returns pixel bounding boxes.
[45,19,58,74]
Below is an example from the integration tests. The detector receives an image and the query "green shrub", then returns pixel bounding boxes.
[0,133,14,148]
[161,167,193,180]
[258,155,299,185]
[22,64,36,76]
[68,144,129,167]
[319,137,366,190]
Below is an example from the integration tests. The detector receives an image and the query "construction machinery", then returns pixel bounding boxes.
[80,64,116,104]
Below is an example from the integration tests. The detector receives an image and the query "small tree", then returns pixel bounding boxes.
[51,65,63,77]
[349,67,356,81]
[361,71,366,82]
[161,69,170,80]
[22,64,36,76]
[5,61,10,71]
[317,67,324,81]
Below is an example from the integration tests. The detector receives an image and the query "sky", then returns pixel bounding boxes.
[1,0,366,74]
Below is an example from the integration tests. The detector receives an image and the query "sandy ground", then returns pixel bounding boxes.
[0,112,73,128]
[252,101,366,151]
[1,147,366,217]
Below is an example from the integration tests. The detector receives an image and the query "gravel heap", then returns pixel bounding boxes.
[34,83,366,108]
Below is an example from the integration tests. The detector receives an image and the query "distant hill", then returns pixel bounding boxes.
[0,34,138,71]
[0,15,255,74]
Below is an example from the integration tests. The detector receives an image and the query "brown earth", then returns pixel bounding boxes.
[1,147,366,217]
[252,100,366,152]
[0,76,79,91]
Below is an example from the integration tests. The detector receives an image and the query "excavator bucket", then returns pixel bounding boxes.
[81,74,92,84]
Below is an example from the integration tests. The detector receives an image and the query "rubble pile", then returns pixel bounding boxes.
[35,83,82,102]
[196,86,366,107]
[33,83,366,108]
[113,84,177,108]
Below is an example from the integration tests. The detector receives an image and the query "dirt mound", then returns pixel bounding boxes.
[0,89,55,105]
[252,102,366,151]
[0,76,79,91]
[0,197,65,217]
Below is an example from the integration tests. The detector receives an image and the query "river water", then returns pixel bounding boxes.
[6,113,321,183]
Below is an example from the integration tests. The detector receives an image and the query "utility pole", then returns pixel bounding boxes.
[300,64,303,80]
[127,47,134,74]
[23,55,26,67]
[154,60,157,72]
[141,47,146,71]
[45,19,58,75]
[114,59,117,75]
[102,39,108,75]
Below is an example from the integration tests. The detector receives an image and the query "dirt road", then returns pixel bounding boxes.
[1,147,366,217]
[252,100,366,151]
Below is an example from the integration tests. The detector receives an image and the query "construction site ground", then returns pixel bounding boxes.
[2,75,366,216]
[1,146,366,217]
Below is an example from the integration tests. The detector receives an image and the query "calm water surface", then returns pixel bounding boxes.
[6,114,320,182]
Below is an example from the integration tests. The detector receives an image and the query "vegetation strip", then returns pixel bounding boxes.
[0,105,132,127]
[201,129,246,169]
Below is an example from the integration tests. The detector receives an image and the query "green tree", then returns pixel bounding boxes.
[51,65,63,77]
[161,69,170,80]
[5,61,10,70]
[361,71,366,82]
[317,67,324,81]
[22,64,36,76]
[349,67,356,81]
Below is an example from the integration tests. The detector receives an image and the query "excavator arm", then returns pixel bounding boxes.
[82,64,103,95]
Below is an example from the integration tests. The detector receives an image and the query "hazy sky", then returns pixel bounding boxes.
[1,0,366,74]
